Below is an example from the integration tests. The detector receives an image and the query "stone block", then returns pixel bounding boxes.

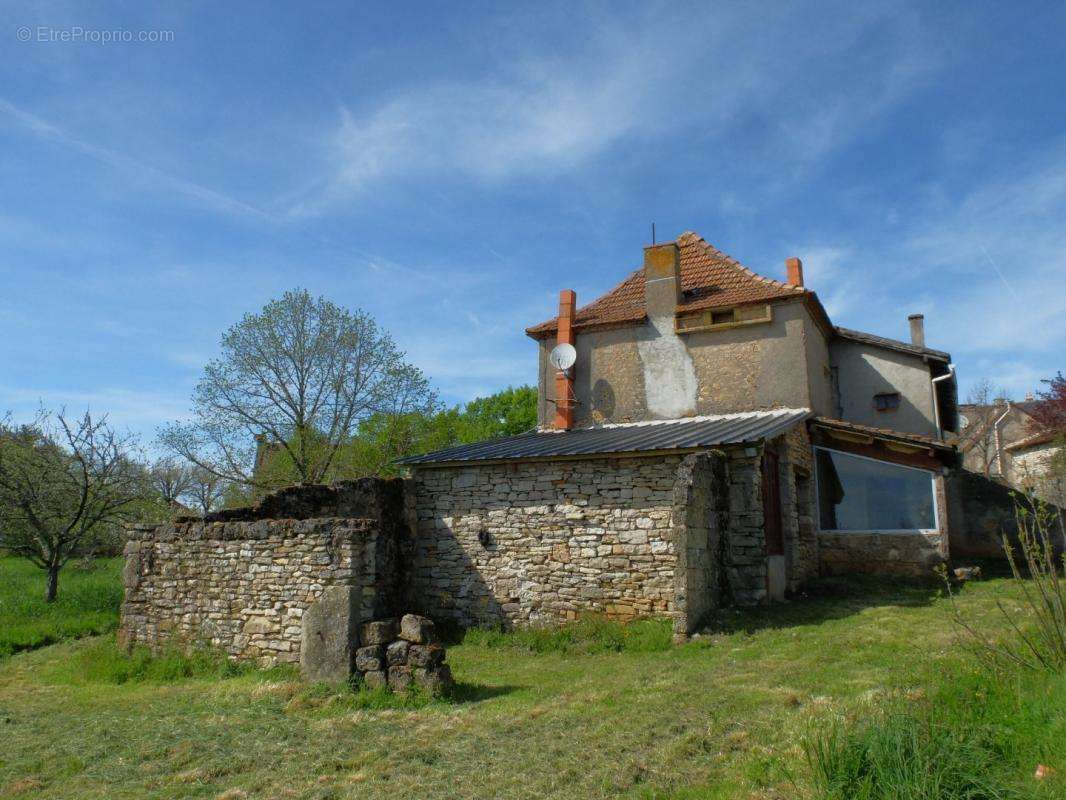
[363,670,387,689]
[388,665,413,692]
[355,644,385,672]
[300,585,359,684]
[360,618,397,645]
[399,613,436,644]
[408,643,445,668]
[386,639,410,666]
[413,664,453,695]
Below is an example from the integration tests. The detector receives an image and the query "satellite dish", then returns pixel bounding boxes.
[549,343,577,371]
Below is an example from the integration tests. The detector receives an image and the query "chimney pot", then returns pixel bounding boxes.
[785,257,804,287]
[908,313,925,348]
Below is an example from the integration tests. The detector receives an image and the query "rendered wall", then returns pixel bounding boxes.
[536,299,821,427]
[830,339,938,437]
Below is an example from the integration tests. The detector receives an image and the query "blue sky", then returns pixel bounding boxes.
[2,1,1064,444]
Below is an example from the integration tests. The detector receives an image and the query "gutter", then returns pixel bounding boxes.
[990,402,1011,477]
[930,362,955,439]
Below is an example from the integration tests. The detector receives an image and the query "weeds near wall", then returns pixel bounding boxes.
[941,494,1066,672]
[461,615,673,654]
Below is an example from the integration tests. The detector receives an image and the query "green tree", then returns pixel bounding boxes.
[159,289,435,487]
[453,385,537,443]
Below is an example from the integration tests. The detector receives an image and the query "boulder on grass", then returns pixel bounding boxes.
[386,639,410,667]
[354,645,385,673]
[388,665,413,692]
[399,613,436,644]
[408,643,444,669]
[360,618,398,645]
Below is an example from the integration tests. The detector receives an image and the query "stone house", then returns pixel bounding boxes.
[400,232,961,634]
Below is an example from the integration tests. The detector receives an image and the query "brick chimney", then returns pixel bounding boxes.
[785,257,804,287]
[643,242,681,318]
[553,289,576,430]
[908,314,925,348]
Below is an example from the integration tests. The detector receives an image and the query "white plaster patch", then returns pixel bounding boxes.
[637,314,698,418]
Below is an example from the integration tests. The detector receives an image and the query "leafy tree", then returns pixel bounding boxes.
[0,410,150,601]
[159,289,435,487]
[1028,372,1066,432]
[454,385,537,443]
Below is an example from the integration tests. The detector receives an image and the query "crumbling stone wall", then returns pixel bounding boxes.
[671,452,728,634]
[120,479,405,679]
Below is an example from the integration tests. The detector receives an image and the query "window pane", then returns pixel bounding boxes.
[816,449,936,531]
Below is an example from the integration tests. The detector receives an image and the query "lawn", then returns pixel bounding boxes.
[0,570,1062,799]
[0,556,123,658]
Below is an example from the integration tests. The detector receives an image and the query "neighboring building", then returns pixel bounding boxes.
[400,232,962,633]
[956,399,1037,480]
[1005,429,1065,506]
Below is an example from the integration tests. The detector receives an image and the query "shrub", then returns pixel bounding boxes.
[943,494,1066,672]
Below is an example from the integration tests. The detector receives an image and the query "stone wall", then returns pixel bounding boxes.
[817,531,945,577]
[408,447,770,631]
[120,480,406,680]
[409,456,684,628]
[671,452,728,634]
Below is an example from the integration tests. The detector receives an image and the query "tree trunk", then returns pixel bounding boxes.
[45,565,60,603]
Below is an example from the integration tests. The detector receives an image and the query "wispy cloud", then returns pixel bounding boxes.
[0,96,273,222]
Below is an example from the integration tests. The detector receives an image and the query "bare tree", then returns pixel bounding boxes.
[150,456,193,506]
[183,466,228,516]
[0,410,149,601]
[159,289,435,488]
[962,379,1010,478]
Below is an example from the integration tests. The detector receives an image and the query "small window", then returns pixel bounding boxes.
[815,447,937,532]
[711,309,735,325]
[873,392,901,412]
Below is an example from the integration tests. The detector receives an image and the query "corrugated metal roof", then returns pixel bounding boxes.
[399,408,812,466]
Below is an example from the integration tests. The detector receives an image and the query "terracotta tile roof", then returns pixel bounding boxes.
[526,231,811,338]
[811,416,955,451]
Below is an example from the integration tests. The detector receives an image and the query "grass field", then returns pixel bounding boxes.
[0,561,1062,799]
[0,556,122,658]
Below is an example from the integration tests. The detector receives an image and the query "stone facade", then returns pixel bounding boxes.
[408,447,772,632]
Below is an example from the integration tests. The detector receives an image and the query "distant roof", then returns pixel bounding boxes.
[811,416,954,451]
[526,231,821,338]
[1005,428,1062,452]
[833,326,950,361]
[399,408,812,466]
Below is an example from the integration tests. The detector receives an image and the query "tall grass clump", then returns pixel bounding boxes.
[944,495,1066,672]
[462,614,673,654]
[48,637,259,684]
[807,667,1064,799]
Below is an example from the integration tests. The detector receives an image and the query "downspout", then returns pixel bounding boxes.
[990,402,1011,478]
[930,363,955,440]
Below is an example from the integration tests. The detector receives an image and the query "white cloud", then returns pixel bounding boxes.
[0,386,193,439]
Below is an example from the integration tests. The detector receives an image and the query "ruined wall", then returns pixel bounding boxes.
[120,480,406,678]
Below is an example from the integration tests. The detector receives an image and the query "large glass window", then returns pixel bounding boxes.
[815,447,937,532]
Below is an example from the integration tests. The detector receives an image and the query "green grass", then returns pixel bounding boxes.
[0,573,1063,799]
[0,556,122,658]
[807,666,1066,799]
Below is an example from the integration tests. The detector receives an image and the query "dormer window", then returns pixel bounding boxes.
[873,392,901,412]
